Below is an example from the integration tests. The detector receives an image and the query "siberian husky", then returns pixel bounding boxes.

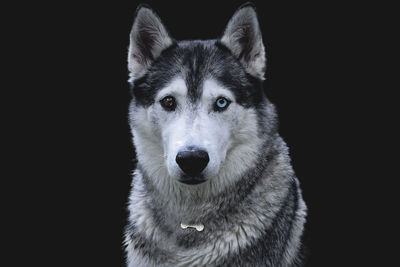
[125,3,307,266]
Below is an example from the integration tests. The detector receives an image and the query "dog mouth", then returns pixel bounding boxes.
[178,174,207,185]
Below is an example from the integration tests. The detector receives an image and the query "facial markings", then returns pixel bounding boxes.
[156,78,187,103]
[155,77,236,115]
[150,77,241,180]
[201,79,235,113]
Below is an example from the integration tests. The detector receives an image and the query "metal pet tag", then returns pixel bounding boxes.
[180,223,204,232]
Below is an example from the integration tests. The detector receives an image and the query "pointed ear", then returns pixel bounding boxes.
[128,5,174,79]
[221,4,266,80]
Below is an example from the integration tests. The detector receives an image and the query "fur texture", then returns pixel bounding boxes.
[125,3,307,266]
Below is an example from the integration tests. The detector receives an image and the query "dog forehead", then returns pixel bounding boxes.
[202,79,235,99]
[131,40,262,107]
[156,78,187,98]
[157,78,233,101]
[151,42,235,100]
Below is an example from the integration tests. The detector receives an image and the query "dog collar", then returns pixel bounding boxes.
[180,223,204,232]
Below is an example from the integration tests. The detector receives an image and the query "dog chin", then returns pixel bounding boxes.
[177,174,207,185]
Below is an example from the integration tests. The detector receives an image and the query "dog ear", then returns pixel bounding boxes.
[128,5,174,79]
[221,3,266,80]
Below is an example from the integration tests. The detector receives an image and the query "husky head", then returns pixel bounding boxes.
[128,4,275,190]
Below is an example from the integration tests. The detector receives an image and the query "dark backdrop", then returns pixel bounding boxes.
[10,1,363,266]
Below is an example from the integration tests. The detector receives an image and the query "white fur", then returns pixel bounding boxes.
[126,149,295,266]
[126,6,305,267]
[129,78,263,198]
[127,77,278,266]
[126,76,305,266]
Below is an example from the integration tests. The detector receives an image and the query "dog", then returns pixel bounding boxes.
[124,3,307,266]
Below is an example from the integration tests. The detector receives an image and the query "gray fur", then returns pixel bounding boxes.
[221,4,266,80]
[128,6,174,79]
[125,4,307,267]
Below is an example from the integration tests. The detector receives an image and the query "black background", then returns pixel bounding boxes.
[6,0,375,266]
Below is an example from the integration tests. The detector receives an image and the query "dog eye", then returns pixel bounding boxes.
[160,96,176,111]
[214,97,230,111]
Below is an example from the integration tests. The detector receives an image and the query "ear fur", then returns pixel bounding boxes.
[221,3,266,79]
[128,5,174,79]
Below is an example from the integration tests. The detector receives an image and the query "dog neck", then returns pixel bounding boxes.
[137,158,271,227]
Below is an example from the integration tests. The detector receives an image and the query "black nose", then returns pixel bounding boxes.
[176,148,209,176]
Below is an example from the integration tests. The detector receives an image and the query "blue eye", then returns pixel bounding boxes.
[215,97,230,111]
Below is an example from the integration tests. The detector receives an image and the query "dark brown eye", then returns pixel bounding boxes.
[160,96,176,111]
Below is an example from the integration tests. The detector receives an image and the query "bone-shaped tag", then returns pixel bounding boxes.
[180,223,204,232]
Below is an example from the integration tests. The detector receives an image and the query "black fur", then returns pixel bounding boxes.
[130,40,264,108]
[126,4,307,266]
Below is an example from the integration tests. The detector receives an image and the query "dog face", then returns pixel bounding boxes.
[128,4,267,186]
